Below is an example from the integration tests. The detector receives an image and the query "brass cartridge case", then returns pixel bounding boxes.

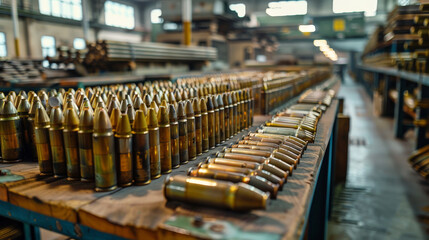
[158,106,172,174]
[199,163,284,187]
[28,98,41,161]
[34,106,53,175]
[169,104,180,169]
[227,93,234,136]
[206,158,288,180]
[115,114,133,186]
[63,107,80,180]
[187,168,279,198]
[132,110,151,185]
[216,95,225,142]
[49,107,67,177]
[238,140,280,149]
[243,136,283,145]
[185,100,196,160]
[222,93,230,139]
[178,102,189,164]
[17,98,32,160]
[212,96,220,145]
[217,152,293,174]
[93,108,117,191]
[164,175,269,211]
[192,98,202,155]
[231,92,238,134]
[148,108,161,179]
[78,108,94,181]
[206,97,215,149]
[231,144,276,152]
[0,100,23,162]
[200,98,209,152]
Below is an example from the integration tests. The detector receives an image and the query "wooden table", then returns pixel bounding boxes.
[0,99,339,240]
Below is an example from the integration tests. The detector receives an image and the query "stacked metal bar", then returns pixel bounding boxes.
[0,74,254,191]
[83,40,217,71]
[163,88,336,211]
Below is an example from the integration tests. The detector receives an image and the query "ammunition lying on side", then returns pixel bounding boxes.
[164,175,269,211]
[198,162,284,187]
[206,157,288,180]
[133,110,151,185]
[115,114,133,186]
[188,168,279,198]
[93,108,117,191]
[34,106,53,175]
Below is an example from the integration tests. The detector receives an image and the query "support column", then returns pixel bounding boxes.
[81,0,90,42]
[11,0,20,58]
[182,0,192,46]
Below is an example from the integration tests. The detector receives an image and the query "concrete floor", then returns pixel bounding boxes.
[328,75,429,240]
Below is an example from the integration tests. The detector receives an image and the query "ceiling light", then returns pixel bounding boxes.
[299,24,316,33]
[313,39,327,47]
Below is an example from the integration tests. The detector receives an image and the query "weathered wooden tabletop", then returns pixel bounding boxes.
[0,92,339,240]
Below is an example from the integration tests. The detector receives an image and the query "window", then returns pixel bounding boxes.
[39,0,82,20]
[229,3,246,17]
[266,1,307,17]
[0,32,6,57]
[73,38,86,50]
[41,36,56,57]
[151,9,163,24]
[333,0,377,17]
[398,0,410,6]
[104,1,135,29]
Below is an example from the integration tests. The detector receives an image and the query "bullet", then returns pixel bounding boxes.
[222,93,230,139]
[216,152,293,174]
[231,144,276,153]
[177,102,189,164]
[158,106,172,174]
[164,175,269,211]
[120,99,128,114]
[224,148,296,172]
[246,89,252,126]
[143,94,152,107]
[217,95,225,142]
[242,90,249,129]
[192,98,202,155]
[139,101,148,116]
[234,91,241,132]
[28,98,42,161]
[114,114,133,186]
[258,126,314,142]
[34,106,53,175]
[187,168,279,198]
[78,108,94,181]
[133,96,143,110]
[210,96,220,146]
[207,156,288,179]
[227,93,234,136]
[48,107,67,177]
[169,104,180,168]
[63,107,80,180]
[17,98,32,160]
[127,104,135,125]
[198,163,284,187]
[199,98,209,152]
[93,108,117,191]
[132,110,151,185]
[148,108,161,179]
[150,101,159,113]
[0,100,23,162]
[186,100,196,160]
[110,108,121,134]
[206,97,215,149]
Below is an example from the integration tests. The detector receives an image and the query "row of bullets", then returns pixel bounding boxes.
[163,93,334,211]
[163,89,335,211]
[0,80,254,191]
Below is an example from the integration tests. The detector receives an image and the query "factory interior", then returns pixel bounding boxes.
[0,0,428,239]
